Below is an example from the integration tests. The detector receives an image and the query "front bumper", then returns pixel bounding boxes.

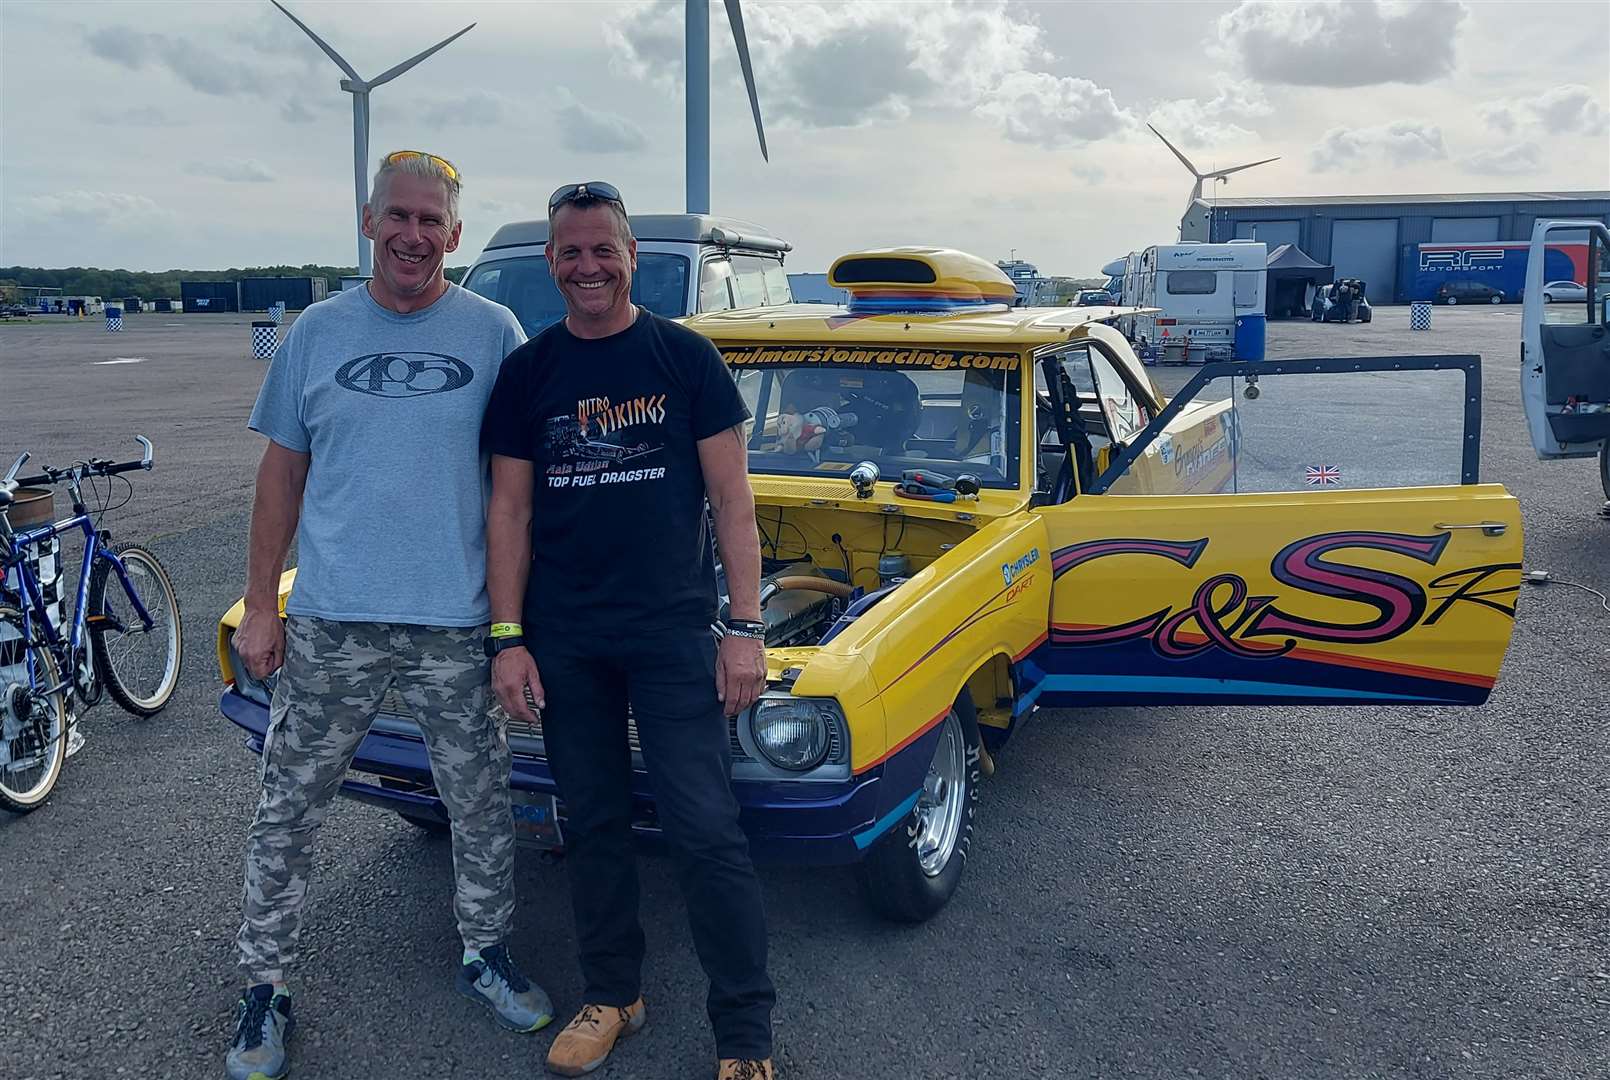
[220,689,889,865]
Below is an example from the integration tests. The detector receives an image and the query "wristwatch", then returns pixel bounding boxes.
[484,634,527,658]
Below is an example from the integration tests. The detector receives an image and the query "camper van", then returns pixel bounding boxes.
[1124,242,1266,362]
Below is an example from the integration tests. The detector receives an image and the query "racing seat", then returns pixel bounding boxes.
[777,368,921,452]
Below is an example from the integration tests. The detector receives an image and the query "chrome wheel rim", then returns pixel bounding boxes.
[913,711,965,877]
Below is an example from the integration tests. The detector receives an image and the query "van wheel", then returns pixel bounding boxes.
[857,692,981,923]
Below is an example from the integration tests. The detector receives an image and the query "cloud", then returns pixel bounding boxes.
[1529,84,1609,135]
[185,159,276,183]
[1478,101,1517,134]
[12,190,172,229]
[1460,142,1541,176]
[978,72,1132,146]
[1146,76,1272,147]
[419,91,507,129]
[555,95,648,153]
[85,25,269,96]
[605,0,1118,138]
[1217,0,1467,87]
[1309,121,1447,170]
[281,97,321,124]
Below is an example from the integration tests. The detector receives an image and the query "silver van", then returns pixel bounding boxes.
[462,213,792,335]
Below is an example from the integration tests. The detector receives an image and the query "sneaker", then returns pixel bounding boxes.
[225,983,293,1080]
[456,943,554,1033]
[544,999,647,1076]
[718,1060,775,1080]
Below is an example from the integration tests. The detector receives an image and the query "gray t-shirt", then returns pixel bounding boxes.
[249,283,525,626]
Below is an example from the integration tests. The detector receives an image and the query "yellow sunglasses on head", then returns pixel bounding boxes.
[384,150,460,183]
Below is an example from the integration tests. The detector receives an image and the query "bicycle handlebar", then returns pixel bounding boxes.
[6,435,155,489]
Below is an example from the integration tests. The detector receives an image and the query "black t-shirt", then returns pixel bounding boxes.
[481,310,749,633]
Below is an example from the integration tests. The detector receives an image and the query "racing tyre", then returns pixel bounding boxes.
[89,543,182,717]
[0,607,69,813]
[857,691,981,923]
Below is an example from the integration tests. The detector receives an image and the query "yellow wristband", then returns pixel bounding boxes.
[490,622,523,638]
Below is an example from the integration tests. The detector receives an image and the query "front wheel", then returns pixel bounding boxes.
[1490,294,1503,305]
[857,692,981,922]
[89,543,183,716]
[0,607,69,812]
[1543,293,1554,303]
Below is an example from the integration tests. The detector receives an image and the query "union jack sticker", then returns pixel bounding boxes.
[1304,464,1341,486]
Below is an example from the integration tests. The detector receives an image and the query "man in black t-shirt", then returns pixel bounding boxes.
[482,183,776,1080]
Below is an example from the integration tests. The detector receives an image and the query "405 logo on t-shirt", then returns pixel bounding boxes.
[335,352,473,398]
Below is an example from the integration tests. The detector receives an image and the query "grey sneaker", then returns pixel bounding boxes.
[226,983,293,1080]
[456,943,554,1033]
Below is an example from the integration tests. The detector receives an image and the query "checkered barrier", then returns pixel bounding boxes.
[1410,301,1432,331]
[105,313,122,332]
[269,302,286,325]
[251,321,279,359]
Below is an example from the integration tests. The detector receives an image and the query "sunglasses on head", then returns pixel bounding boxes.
[384,150,460,183]
[548,181,625,214]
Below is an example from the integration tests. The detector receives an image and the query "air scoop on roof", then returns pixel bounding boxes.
[828,247,1016,313]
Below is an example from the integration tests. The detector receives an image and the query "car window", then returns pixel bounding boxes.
[464,253,690,334]
[1166,270,1217,295]
[729,255,773,308]
[700,259,735,313]
[760,260,792,305]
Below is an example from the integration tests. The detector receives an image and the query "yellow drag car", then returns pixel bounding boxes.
[218,248,1522,922]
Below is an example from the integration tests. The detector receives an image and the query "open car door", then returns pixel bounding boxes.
[1029,352,1522,707]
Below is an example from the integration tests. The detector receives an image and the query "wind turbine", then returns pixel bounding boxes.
[685,0,768,214]
[1148,123,1279,214]
[271,0,475,278]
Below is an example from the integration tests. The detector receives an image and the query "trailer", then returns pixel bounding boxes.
[1122,241,1266,362]
[1400,241,1588,303]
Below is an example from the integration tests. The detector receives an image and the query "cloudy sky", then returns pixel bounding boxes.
[2,0,1605,276]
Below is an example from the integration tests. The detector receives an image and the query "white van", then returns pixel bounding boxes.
[1125,242,1266,362]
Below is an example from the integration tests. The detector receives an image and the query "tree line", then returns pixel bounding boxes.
[0,264,469,301]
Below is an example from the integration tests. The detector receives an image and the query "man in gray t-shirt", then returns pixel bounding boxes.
[225,151,550,1080]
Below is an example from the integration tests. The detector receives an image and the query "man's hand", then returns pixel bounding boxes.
[234,604,286,680]
[492,647,545,719]
[716,634,766,717]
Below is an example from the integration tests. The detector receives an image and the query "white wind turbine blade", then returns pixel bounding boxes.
[723,0,769,161]
[270,0,361,83]
[1207,155,1281,180]
[368,22,477,88]
[1147,123,1202,178]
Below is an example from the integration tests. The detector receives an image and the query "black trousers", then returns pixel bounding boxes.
[531,626,775,1059]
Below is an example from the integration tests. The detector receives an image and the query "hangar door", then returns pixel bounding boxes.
[1235,220,1301,249]
[1431,217,1500,242]
[1331,219,1399,301]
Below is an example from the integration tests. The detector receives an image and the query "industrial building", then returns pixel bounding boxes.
[1180,191,1610,302]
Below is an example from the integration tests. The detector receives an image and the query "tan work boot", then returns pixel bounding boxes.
[544,999,646,1076]
[718,1059,775,1080]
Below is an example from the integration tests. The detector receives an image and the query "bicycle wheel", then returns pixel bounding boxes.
[89,543,183,716]
[0,605,69,812]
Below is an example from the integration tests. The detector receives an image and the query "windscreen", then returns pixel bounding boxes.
[722,346,1023,488]
[463,253,690,335]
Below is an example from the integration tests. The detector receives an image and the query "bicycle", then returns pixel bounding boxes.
[0,435,183,811]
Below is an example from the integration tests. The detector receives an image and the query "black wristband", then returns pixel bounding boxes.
[484,634,527,658]
[725,618,766,634]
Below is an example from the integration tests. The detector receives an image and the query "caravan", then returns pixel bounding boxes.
[1123,242,1266,362]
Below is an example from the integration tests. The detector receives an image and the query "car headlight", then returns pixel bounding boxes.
[748,697,835,771]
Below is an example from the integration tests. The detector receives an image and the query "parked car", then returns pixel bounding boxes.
[1540,280,1587,303]
[217,247,1524,922]
[460,213,792,335]
[1437,280,1505,305]
[1073,289,1116,307]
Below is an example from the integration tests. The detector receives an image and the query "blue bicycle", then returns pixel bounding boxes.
[0,436,183,811]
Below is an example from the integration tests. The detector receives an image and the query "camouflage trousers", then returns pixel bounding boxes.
[237,616,513,985]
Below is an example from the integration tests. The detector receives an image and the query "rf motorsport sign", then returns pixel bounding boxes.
[721,345,1019,372]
